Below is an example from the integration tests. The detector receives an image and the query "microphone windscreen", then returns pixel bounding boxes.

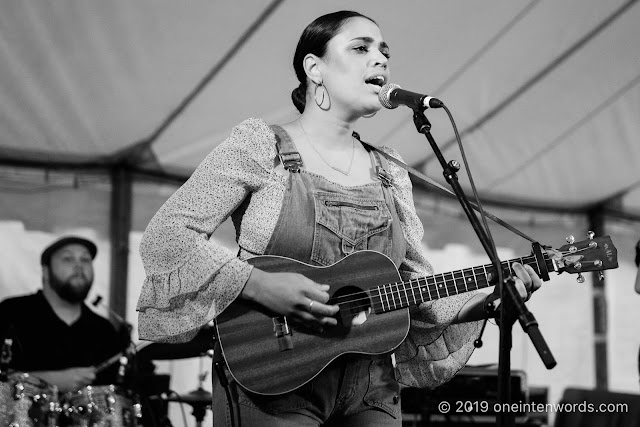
[378,83,401,109]
[92,295,103,307]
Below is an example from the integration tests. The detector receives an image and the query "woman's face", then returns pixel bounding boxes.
[319,17,390,118]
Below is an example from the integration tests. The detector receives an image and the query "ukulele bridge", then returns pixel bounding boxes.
[273,316,293,351]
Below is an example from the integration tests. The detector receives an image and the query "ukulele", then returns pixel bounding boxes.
[216,235,618,395]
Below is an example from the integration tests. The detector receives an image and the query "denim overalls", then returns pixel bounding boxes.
[212,125,408,426]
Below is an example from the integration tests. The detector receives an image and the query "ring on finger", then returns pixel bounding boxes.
[309,301,315,312]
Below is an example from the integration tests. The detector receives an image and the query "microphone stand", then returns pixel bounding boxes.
[408,108,555,427]
[93,295,134,351]
[92,296,138,396]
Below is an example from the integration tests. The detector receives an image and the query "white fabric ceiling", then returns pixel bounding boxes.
[1,0,639,218]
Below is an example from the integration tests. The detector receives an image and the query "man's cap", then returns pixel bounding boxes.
[40,236,97,266]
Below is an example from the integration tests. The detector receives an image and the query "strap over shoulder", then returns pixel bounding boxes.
[270,124,303,172]
[354,131,394,187]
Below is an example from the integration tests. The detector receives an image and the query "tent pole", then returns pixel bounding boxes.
[109,166,133,325]
[588,205,608,390]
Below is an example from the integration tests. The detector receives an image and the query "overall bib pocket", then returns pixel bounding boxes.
[311,191,392,266]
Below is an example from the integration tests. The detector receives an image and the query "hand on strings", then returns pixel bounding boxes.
[492,262,543,303]
[242,268,339,332]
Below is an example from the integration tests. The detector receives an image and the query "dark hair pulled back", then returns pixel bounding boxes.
[291,11,376,113]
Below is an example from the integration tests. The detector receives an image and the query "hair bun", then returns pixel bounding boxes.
[291,84,306,113]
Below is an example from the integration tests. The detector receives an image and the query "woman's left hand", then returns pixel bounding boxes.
[455,259,545,323]
[498,262,543,302]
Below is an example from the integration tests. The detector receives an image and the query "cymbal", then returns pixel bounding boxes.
[137,326,215,360]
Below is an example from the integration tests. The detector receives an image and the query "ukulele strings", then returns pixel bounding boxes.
[330,255,542,309]
[330,246,598,309]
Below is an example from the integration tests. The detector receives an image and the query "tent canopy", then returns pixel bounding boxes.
[1,0,639,221]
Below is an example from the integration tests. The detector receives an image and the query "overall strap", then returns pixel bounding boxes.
[270,125,303,172]
[355,131,394,188]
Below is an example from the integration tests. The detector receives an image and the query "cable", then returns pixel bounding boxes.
[167,390,189,427]
[442,104,503,349]
[213,360,236,427]
[138,395,159,427]
[212,338,237,427]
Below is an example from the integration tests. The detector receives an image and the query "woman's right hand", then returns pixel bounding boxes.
[241,268,339,331]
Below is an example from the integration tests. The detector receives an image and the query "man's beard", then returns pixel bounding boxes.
[50,272,92,303]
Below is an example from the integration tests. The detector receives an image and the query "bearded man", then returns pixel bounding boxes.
[0,236,123,392]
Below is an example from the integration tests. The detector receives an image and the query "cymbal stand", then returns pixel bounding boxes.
[187,356,212,427]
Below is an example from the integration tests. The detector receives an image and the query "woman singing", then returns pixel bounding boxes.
[137,11,541,426]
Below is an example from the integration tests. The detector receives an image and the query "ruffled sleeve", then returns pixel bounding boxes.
[136,118,277,343]
[380,145,483,389]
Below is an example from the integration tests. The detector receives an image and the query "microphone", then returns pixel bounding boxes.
[378,83,443,110]
[92,295,133,343]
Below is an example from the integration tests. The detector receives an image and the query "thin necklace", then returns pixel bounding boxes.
[299,120,355,176]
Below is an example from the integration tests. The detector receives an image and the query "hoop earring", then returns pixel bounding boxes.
[363,111,377,118]
[314,81,331,111]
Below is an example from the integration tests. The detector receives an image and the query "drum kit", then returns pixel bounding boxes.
[0,326,216,427]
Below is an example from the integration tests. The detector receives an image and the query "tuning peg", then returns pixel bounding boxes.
[598,271,605,281]
[566,235,575,244]
[576,273,585,283]
[587,231,595,240]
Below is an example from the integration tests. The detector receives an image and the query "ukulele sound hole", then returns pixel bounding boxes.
[331,286,372,328]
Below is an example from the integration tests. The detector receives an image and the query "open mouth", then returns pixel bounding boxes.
[365,75,386,90]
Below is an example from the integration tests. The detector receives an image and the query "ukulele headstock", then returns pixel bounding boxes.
[554,232,618,282]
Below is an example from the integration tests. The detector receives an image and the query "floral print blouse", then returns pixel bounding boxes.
[136,118,482,388]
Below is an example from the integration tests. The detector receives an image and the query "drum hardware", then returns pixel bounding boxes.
[52,341,151,427]
[152,388,212,427]
[116,356,129,386]
[1,304,151,427]
[13,379,25,400]
[1,372,58,427]
[44,387,62,427]
[95,340,152,376]
[87,322,216,427]
[179,357,212,427]
[137,324,215,361]
[0,338,13,382]
[134,323,215,426]
[92,296,133,341]
[149,352,214,427]
[61,384,141,427]
[1,364,143,427]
